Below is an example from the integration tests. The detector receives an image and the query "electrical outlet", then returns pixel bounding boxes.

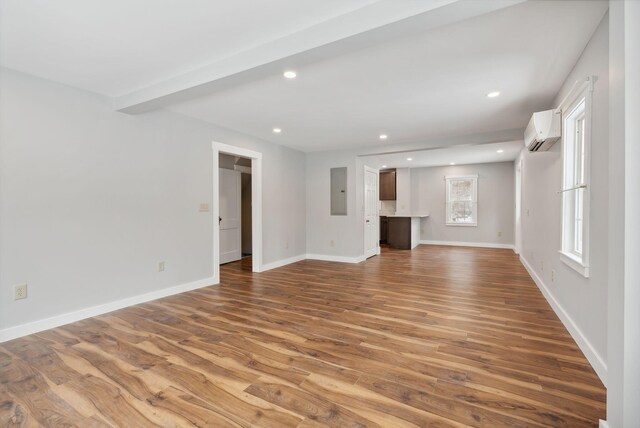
[541,261,544,272]
[285,241,289,249]
[14,284,27,300]
[526,209,530,217]
[551,269,555,282]
[330,240,335,247]
[158,261,165,272]
[497,231,502,237]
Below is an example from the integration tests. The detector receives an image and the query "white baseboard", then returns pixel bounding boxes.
[520,255,608,386]
[306,253,366,264]
[261,254,306,271]
[599,420,609,428]
[0,276,217,343]
[265,253,372,266]
[0,251,370,343]
[420,240,515,250]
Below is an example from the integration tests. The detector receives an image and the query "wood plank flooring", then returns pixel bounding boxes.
[1,245,605,427]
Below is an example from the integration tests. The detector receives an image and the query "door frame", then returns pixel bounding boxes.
[212,142,263,283]
[363,165,380,258]
[515,158,522,255]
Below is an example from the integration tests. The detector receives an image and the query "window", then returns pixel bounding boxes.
[560,82,591,277]
[446,175,478,226]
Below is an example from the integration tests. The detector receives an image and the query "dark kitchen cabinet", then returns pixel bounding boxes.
[380,216,389,244]
[388,217,411,250]
[379,169,396,200]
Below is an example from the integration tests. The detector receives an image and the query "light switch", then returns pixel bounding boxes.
[199,203,210,212]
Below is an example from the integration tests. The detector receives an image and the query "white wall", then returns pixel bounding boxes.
[395,168,412,215]
[607,2,640,427]
[0,68,306,336]
[305,133,525,259]
[619,2,640,425]
[518,15,609,383]
[411,162,515,246]
[305,150,361,259]
[514,159,522,254]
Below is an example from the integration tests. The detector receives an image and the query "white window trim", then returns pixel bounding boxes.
[558,250,590,277]
[445,174,478,227]
[558,77,593,278]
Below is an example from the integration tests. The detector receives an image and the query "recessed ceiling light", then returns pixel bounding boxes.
[273,128,282,133]
[379,134,388,140]
[407,157,413,161]
[487,91,500,98]
[283,71,297,79]
[497,149,504,153]
[381,165,387,168]
[450,162,456,165]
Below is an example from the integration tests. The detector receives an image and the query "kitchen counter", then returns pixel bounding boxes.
[379,213,428,250]
[383,213,429,218]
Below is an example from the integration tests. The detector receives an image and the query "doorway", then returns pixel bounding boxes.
[364,165,380,258]
[218,153,252,266]
[212,142,262,284]
[240,171,252,258]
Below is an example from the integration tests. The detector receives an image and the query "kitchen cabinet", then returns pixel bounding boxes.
[379,169,396,200]
[384,214,429,250]
[380,216,389,244]
[388,217,411,249]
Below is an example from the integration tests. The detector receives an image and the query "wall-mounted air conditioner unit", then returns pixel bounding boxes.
[524,109,561,152]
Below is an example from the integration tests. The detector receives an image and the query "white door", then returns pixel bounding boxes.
[364,167,379,258]
[219,168,242,264]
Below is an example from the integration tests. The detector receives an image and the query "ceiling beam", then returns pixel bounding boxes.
[356,128,526,157]
[113,0,524,113]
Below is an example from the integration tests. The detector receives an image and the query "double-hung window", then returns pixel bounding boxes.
[445,175,478,226]
[560,80,592,277]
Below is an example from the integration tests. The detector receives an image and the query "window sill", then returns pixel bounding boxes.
[558,250,590,278]
[446,222,477,227]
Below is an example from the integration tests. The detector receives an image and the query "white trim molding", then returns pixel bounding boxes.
[252,253,370,271]
[445,174,478,227]
[0,276,217,343]
[598,420,609,428]
[0,253,369,342]
[212,141,263,283]
[520,255,607,385]
[559,250,590,277]
[265,253,377,266]
[306,254,367,264]
[261,254,306,272]
[363,165,381,259]
[420,240,514,250]
[559,77,594,280]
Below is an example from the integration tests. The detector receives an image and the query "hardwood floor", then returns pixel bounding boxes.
[1,245,605,427]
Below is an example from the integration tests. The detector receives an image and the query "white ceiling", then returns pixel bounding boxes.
[0,0,377,96]
[362,140,523,169]
[0,1,608,154]
[166,0,607,152]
